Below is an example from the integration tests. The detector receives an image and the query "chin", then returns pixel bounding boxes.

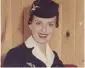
[37,40,48,44]
[37,37,50,44]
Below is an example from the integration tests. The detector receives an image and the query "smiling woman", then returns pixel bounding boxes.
[2,0,64,67]
[29,16,56,44]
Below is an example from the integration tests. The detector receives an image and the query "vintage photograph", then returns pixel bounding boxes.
[1,0,84,67]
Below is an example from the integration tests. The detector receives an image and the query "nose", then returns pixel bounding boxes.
[41,25,47,33]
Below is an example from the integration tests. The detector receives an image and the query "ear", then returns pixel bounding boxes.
[29,25,32,30]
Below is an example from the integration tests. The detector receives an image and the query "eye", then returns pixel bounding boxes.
[49,23,55,27]
[36,21,42,25]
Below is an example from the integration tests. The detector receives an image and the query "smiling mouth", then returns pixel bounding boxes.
[38,33,48,38]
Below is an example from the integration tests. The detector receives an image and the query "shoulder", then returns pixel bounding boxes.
[53,51,60,59]
[3,43,25,67]
[7,43,26,55]
[53,51,61,61]
[5,43,27,59]
[53,51,61,59]
[3,43,33,67]
[52,51,64,67]
[5,43,33,57]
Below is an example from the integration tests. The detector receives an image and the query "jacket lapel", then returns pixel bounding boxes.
[46,44,54,66]
[25,36,55,67]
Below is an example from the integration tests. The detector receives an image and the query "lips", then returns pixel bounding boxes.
[38,33,48,38]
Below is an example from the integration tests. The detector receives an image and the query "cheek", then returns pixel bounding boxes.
[47,28,55,39]
[47,26,54,34]
[47,28,54,38]
[31,25,41,35]
[33,24,42,31]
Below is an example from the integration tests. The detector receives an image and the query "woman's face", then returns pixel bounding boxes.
[29,16,56,44]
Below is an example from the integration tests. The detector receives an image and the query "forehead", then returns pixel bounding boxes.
[33,15,56,22]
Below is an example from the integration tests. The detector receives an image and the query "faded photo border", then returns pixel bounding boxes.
[0,0,85,67]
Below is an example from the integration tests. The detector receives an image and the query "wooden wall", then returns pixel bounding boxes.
[1,0,84,67]
[60,0,84,67]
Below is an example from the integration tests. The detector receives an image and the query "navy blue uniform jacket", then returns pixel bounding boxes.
[3,43,64,67]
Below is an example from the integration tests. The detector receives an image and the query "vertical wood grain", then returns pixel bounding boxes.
[11,0,23,47]
[75,0,84,66]
[22,0,33,41]
[61,0,76,65]
[1,0,13,55]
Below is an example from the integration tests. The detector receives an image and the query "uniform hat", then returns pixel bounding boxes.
[30,0,59,18]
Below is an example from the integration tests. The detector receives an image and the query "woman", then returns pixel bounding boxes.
[3,0,64,67]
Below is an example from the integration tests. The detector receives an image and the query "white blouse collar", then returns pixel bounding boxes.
[25,36,55,67]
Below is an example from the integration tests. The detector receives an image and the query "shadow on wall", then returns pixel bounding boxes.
[1,6,32,66]
[23,6,32,41]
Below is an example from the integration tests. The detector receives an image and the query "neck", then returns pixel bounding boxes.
[32,35,47,56]
[36,42,47,56]
[32,37,47,56]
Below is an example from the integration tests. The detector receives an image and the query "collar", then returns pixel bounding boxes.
[25,36,55,67]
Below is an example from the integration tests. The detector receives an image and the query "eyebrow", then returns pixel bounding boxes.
[48,21,55,24]
[34,20,55,24]
[34,20,41,22]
